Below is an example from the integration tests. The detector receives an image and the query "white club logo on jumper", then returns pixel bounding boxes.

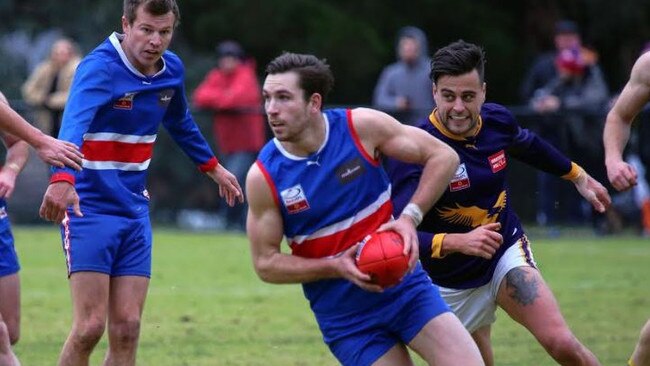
[158,89,175,107]
[280,184,310,214]
[306,155,320,167]
[449,163,470,192]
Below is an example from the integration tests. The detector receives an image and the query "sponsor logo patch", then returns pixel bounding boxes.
[114,92,137,110]
[449,163,470,192]
[280,184,310,214]
[488,150,507,173]
[336,157,365,184]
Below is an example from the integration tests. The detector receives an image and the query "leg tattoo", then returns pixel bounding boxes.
[505,268,539,306]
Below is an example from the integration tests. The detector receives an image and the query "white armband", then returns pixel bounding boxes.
[401,203,423,227]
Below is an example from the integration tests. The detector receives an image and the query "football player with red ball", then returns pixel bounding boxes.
[246,51,484,366]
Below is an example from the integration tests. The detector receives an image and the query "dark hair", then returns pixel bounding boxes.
[555,20,579,35]
[123,0,180,28]
[216,40,245,60]
[265,52,334,102]
[429,40,486,84]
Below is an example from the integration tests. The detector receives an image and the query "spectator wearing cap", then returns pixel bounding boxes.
[193,40,266,231]
[520,20,611,233]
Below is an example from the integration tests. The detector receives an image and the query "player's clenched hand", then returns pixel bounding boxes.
[207,164,244,207]
[0,168,18,199]
[378,216,419,272]
[39,182,83,224]
[606,159,638,192]
[335,244,383,293]
[34,135,83,171]
[573,170,611,213]
[446,223,503,259]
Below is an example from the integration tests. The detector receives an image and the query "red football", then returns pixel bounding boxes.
[355,230,409,288]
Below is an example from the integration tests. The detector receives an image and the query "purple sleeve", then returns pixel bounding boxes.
[483,103,573,176]
[508,125,573,176]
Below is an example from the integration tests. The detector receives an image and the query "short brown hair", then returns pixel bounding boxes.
[265,52,334,102]
[123,0,180,28]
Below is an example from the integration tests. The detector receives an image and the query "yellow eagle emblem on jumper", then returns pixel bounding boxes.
[437,190,507,227]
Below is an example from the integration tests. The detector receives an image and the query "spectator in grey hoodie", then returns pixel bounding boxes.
[373,26,434,125]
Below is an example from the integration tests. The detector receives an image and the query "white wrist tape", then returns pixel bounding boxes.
[402,203,423,227]
[4,163,20,173]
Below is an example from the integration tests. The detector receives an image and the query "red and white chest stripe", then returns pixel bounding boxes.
[81,132,157,171]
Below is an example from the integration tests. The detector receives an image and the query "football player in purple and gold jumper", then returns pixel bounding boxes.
[387,40,610,366]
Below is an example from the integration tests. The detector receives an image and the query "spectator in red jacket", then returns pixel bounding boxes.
[193,40,266,231]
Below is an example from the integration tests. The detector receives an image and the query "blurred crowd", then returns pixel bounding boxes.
[7,20,650,236]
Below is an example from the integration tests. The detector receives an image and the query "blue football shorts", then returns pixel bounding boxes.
[317,264,450,366]
[0,221,19,277]
[60,211,152,277]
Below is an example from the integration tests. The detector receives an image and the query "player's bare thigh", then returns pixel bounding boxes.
[108,276,149,321]
[408,312,484,366]
[496,266,569,335]
[68,272,111,322]
[372,343,414,366]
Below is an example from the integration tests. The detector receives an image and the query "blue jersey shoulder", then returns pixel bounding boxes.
[161,49,184,76]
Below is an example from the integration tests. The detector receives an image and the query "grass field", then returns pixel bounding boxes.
[10,226,650,365]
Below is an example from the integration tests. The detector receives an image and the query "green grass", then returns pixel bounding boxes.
[10,227,650,365]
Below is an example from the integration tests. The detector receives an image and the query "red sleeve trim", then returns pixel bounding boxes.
[256,160,280,208]
[50,172,75,185]
[346,109,380,167]
[198,156,219,172]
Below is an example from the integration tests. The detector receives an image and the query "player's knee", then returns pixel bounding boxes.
[539,332,583,362]
[639,321,650,346]
[72,319,106,348]
[0,321,9,343]
[7,328,18,346]
[109,318,141,345]
[3,318,19,345]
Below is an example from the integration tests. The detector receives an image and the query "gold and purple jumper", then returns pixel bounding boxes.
[387,103,582,289]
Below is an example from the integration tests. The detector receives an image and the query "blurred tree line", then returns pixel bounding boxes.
[1,0,650,224]
[2,0,650,102]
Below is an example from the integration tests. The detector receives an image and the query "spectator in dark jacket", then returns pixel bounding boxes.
[521,20,610,232]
